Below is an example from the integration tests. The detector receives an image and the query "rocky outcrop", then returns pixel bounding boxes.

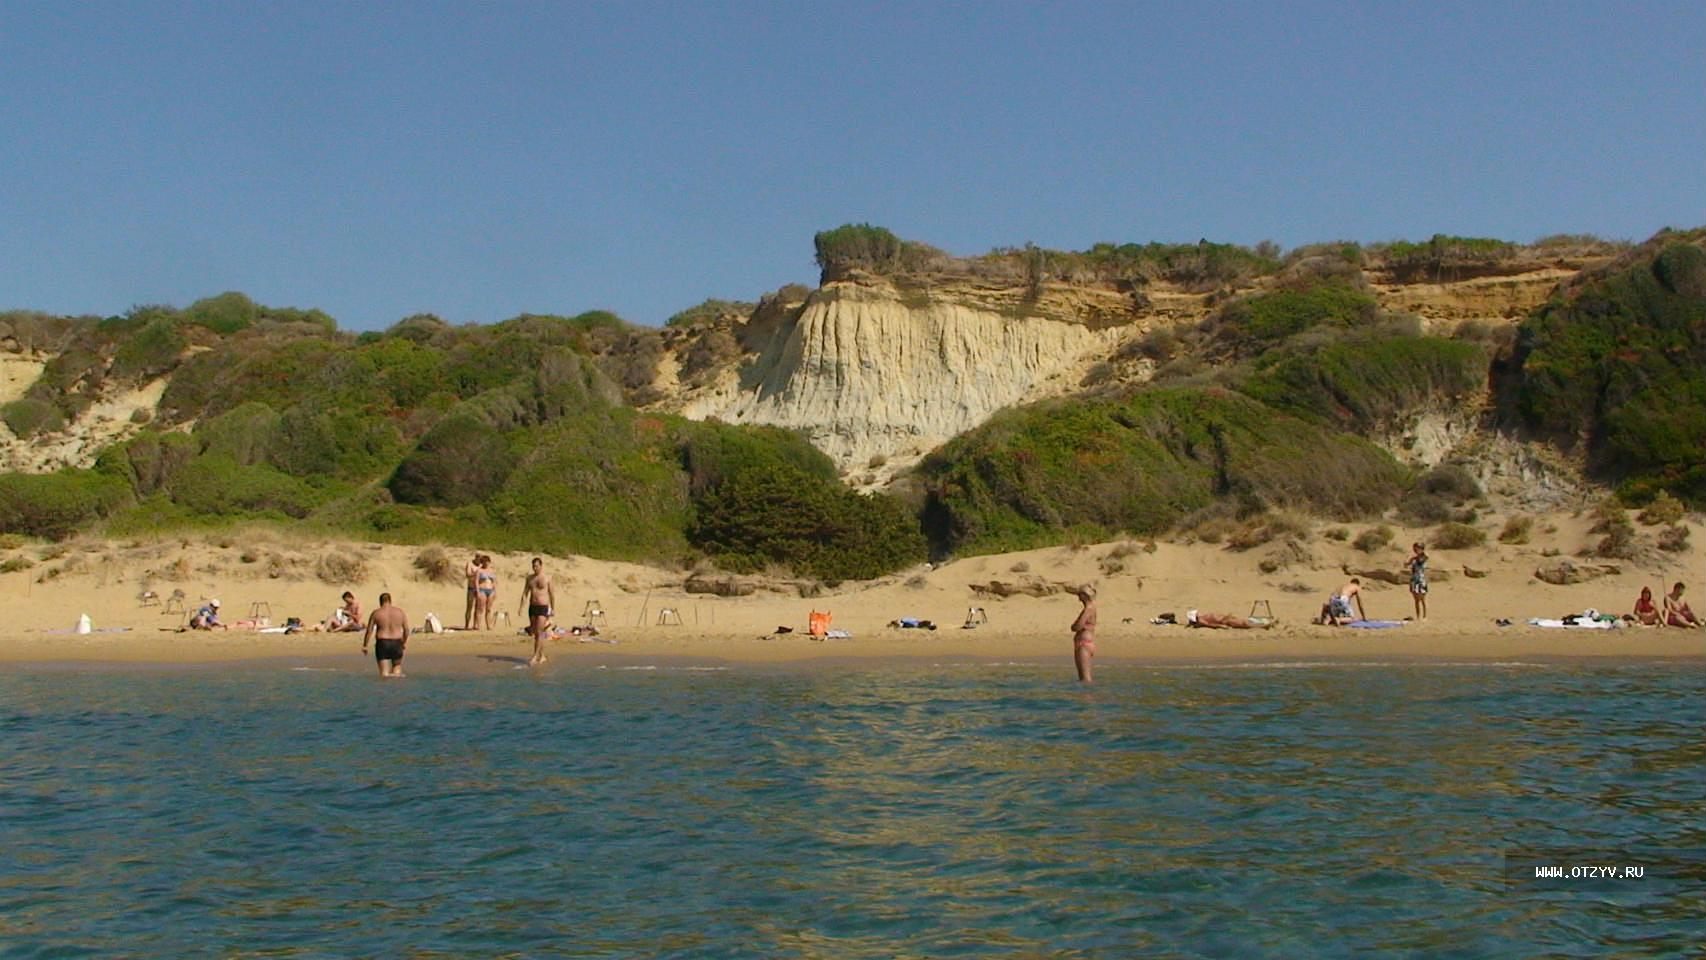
[675,278,1132,478]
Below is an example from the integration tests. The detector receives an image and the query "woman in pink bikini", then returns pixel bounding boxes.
[1071,584,1098,684]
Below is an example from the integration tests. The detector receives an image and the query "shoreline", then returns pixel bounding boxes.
[3,624,1701,671]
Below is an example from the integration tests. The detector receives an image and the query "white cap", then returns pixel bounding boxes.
[210,598,221,608]
[1187,609,1199,625]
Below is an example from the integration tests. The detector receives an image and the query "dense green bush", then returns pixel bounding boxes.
[666,299,754,328]
[1219,283,1379,344]
[1376,235,1521,280]
[679,423,838,495]
[2,399,67,438]
[195,402,282,465]
[110,315,187,380]
[168,456,321,519]
[812,224,946,276]
[182,292,260,334]
[689,464,925,580]
[916,387,1408,555]
[388,414,513,507]
[0,470,130,539]
[96,431,197,497]
[475,411,693,561]
[1503,239,1706,503]
[1238,335,1484,430]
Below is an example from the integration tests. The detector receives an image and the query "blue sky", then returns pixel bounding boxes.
[2,1,1701,330]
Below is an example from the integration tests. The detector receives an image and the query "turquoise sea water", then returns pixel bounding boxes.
[2,658,1703,958]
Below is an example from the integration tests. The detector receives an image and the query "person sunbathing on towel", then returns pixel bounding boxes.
[1186,610,1269,629]
[323,592,363,632]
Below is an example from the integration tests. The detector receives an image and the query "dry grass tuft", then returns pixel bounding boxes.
[412,545,461,585]
[1352,525,1393,553]
[316,551,369,585]
[1638,492,1685,526]
[1497,515,1533,544]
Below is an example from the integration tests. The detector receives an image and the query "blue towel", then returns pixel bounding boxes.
[1345,620,1406,629]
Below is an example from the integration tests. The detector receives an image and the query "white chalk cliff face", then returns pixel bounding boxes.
[677,279,1130,479]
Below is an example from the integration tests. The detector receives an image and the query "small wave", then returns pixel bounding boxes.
[1146,660,1549,671]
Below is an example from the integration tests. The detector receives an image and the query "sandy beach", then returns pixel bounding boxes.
[5,514,1702,669]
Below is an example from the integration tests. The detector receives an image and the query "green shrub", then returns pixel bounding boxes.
[0,555,34,573]
[1238,335,1485,430]
[1377,235,1520,279]
[0,470,130,540]
[110,315,186,380]
[1,399,67,438]
[1504,238,1706,504]
[916,386,1407,556]
[195,402,282,465]
[477,410,694,561]
[1219,283,1378,344]
[689,464,925,580]
[666,299,753,328]
[269,404,402,481]
[95,431,197,496]
[388,414,513,507]
[181,291,260,334]
[1432,522,1486,550]
[168,456,320,519]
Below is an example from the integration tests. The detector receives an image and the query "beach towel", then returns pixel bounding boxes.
[1527,618,1618,629]
[1345,620,1407,629]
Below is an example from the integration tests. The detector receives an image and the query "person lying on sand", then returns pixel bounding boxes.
[1316,579,1366,625]
[1632,586,1662,626]
[1664,582,1703,628]
[1187,610,1271,629]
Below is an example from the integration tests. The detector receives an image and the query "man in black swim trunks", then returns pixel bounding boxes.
[517,557,555,666]
[362,592,410,678]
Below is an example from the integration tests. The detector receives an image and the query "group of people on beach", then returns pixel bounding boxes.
[354,555,558,676]
[1632,582,1702,628]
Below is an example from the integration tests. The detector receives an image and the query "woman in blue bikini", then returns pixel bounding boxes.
[474,555,497,631]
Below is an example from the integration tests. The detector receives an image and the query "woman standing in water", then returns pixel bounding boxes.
[1407,542,1429,621]
[1071,584,1098,683]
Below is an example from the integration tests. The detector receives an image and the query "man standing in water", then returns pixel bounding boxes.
[518,557,556,666]
[1071,584,1097,683]
[463,553,481,630]
[362,592,410,678]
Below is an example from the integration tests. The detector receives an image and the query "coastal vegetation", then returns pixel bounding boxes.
[0,226,1696,577]
[1498,231,1706,503]
[0,299,927,579]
